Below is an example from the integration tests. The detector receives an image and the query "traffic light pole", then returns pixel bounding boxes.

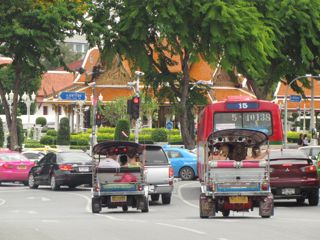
[134,71,144,143]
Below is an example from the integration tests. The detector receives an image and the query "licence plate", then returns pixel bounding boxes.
[78,167,89,172]
[111,196,127,203]
[17,165,27,169]
[282,188,295,195]
[229,196,248,204]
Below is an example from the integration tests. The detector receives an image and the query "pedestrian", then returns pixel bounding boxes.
[297,133,303,146]
[302,134,309,146]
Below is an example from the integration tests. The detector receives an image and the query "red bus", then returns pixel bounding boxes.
[197,96,283,181]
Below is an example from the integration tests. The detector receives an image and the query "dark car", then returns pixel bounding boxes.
[269,149,319,206]
[28,151,92,190]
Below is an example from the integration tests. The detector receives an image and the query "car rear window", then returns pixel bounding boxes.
[270,159,311,165]
[145,146,168,165]
[0,153,28,162]
[57,152,92,163]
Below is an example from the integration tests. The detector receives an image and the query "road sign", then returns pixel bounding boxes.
[289,95,302,102]
[59,92,86,101]
[166,121,173,130]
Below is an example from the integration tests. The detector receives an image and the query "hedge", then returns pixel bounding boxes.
[287,131,311,143]
[151,128,168,142]
[70,145,90,150]
[40,135,56,145]
[24,139,45,148]
[46,130,57,136]
[97,127,115,134]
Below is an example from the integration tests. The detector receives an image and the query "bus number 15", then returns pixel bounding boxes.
[238,103,248,109]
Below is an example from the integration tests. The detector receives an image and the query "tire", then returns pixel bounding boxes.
[28,174,39,189]
[151,194,160,202]
[308,189,319,206]
[296,197,305,205]
[50,175,60,191]
[68,185,77,190]
[161,193,171,205]
[141,196,149,213]
[23,181,28,186]
[92,197,101,213]
[179,167,195,181]
[122,205,128,212]
[199,194,208,219]
[222,210,230,217]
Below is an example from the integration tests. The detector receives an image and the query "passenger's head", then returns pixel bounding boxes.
[252,146,261,158]
[220,144,229,154]
[127,149,137,159]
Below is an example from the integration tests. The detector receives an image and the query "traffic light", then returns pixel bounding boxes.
[96,113,102,127]
[131,96,140,120]
[127,99,133,115]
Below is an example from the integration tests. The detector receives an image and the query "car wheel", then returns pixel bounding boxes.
[179,167,195,181]
[308,189,319,206]
[296,197,305,205]
[92,197,101,213]
[141,196,149,213]
[161,193,171,205]
[122,205,128,212]
[50,175,60,191]
[28,174,39,189]
[222,210,230,217]
[22,181,28,186]
[151,194,160,202]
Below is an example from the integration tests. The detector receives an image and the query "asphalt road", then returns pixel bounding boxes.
[0,181,319,240]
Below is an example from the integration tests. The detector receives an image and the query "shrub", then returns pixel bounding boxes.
[24,139,45,148]
[114,119,130,141]
[0,118,4,147]
[17,118,24,147]
[35,117,47,127]
[98,127,115,134]
[151,128,168,142]
[40,135,56,145]
[70,145,89,150]
[167,134,182,143]
[97,133,114,142]
[57,117,70,145]
[46,129,57,136]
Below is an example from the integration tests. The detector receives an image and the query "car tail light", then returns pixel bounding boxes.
[318,162,320,167]
[59,164,73,171]
[169,166,174,178]
[301,165,317,173]
[2,163,14,169]
[137,185,143,191]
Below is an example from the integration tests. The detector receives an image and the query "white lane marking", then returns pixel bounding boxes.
[0,190,29,194]
[41,220,59,223]
[28,210,38,214]
[0,199,6,207]
[176,182,199,209]
[218,238,230,240]
[67,193,92,213]
[156,222,206,235]
[41,197,50,202]
[27,196,36,200]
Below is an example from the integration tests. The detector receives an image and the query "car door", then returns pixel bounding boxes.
[166,150,183,177]
[34,153,54,184]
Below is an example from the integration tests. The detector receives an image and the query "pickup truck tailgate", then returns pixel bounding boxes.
[145,165,171,184]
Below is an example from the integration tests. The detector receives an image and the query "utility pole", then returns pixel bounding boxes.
[133,71,144,143]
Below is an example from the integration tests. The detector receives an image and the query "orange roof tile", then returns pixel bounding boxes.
[275,79,320,97]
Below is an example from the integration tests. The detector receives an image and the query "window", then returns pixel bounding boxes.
[43,106,48,115]
[167,151,182,158]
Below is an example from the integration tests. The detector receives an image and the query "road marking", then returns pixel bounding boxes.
[27,196,36,200]
[67,193,92,213]
[41,197,50,202]
[0,199,6,207]
[156,222,206,235]
[41,219,59,223]
[176,182,199,209]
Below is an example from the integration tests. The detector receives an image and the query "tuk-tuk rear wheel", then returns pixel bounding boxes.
[141,196,149,213]
[92,197,101,213]
[222,210,230,217]
[122,206,128,212]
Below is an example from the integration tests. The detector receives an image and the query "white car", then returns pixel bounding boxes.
[298,146,320,161]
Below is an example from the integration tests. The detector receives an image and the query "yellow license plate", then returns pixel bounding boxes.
[111,196,127,203]
[229,196,248,204]
[18,165,27,169]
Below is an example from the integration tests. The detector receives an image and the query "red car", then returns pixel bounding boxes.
[269,149,319,206]
[0,149,35,185]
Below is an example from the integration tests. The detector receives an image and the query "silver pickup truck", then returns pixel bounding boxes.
[144,145,174,204]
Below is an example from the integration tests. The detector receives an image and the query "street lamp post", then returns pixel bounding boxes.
[283,75,320,148]
[21,92,36,138]
[5,90,15,114]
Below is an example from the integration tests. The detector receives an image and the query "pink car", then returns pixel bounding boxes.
[0,149,35,186]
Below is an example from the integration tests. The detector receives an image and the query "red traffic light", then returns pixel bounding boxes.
[133,96,140,104]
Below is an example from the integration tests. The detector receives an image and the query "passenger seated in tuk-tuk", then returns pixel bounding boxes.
[230,143,247,161]
[209,144,230,160]
[247,146,267,160]
[98,151,120,168]
[119,155,128,166]
[123,149,142,167]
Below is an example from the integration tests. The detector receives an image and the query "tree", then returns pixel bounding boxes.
[114,119,130,141]
[100,97,129,126]
[140,92,159,128]
[0,0,87,150]
[84,0,276,149]
[0,118,4,147]
[16,118,24,148]
[57,117,70,145]
[243,0,320,99]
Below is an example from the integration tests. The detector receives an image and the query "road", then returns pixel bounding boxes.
[0,181,319,240]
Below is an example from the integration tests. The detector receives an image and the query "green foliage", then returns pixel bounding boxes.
[36,117,47,127]
[23,139,45,148]
[100,97,129,126]
[40,135,56,145]
[0,118,4,147]
[98,127,116,134]
[97,133,114,142]
[57,117,70,145]
[151,128,168,142]
[46,130,57,136]
[17,118,24,147]
[114,119,130,141]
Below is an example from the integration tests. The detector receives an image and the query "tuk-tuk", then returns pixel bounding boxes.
[199,129,274,218]
[91,141,149,213]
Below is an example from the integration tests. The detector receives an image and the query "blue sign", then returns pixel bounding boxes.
[166,121,173,130]
[289,95,302,102]
[59,92,86,101]
[226,102,259,110]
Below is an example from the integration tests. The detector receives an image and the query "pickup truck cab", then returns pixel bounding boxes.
[144,145,174,204]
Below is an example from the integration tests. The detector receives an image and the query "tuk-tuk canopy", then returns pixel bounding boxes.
[208,129,268,147]
[93,141,144,156]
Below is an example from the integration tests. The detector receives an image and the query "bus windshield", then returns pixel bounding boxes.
[214,112,272,135]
